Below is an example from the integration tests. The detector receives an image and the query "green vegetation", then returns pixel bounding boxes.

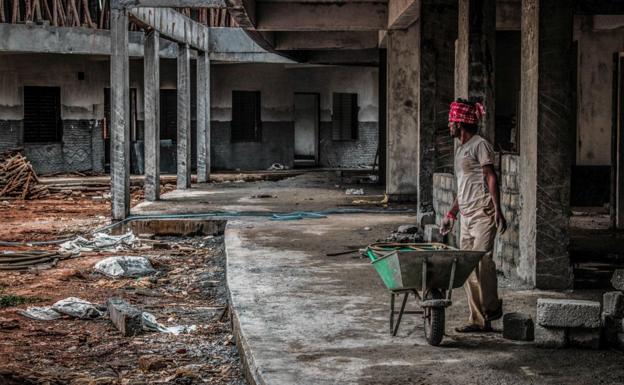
[0,288,42,309]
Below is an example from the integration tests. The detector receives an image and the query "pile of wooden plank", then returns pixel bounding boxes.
[0,151,49,200]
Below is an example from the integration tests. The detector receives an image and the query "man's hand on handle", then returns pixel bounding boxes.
[440,215,455,236]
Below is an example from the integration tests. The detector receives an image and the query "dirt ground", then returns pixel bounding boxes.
[0,175,252,385]
[0,234,245,385]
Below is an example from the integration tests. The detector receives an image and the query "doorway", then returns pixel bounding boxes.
[294,93,319,167]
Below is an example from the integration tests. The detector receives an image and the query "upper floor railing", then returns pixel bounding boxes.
[0,0,236,29]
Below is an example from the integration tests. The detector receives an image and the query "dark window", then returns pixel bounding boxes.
[160,90,178,141]
[23,86,62,143]
[332,93,358,141]
[231,91,261,142]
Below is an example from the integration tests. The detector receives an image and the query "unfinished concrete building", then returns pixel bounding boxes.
[1,1,624,289]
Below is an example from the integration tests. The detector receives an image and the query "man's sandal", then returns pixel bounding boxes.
[454,323,493,333]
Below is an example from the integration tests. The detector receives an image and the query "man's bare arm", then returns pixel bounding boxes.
[483,164,507,234]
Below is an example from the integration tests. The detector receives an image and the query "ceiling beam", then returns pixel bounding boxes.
[255,2,387,31]
[129,7,209,51]
[387,0,420,30]
[275,31,379,50]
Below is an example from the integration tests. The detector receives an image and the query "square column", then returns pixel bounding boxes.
[455,0,495,142]
[519,0,574,289]
[386,24,419,203]
[110,6,130,220]
[144,30,160,201]
[177,43,191,189]
[386,2,457,217]
[196,51,211,183]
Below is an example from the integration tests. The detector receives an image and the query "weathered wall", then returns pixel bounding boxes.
[0,55,378,172]
[494,154,520,280]
[576,16,624,166]
[432,173,459,247]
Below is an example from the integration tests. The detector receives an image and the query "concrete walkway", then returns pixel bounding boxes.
[132,173,624,385]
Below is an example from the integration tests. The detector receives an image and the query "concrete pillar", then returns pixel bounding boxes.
[177,43,191,189]
[519,0,574,289]
[386,24,419,203]
[455,0,495,142]
[386,2,457,216]
[418,1,458,221]
[196,51,211,183]
[110,6,130,220]
[144,30,160,201]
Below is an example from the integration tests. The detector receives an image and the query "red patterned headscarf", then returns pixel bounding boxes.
[449,101,485,125]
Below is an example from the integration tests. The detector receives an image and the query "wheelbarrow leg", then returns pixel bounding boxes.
[390,292,395,334]
[392,292,409,336]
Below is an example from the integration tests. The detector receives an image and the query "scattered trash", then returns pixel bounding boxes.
[0,250,72,271]
[51,297,103,319]
[387,225,424,244]
[18,306,62,321]
[397,225,419,234]
[94,256,156,278]
[141,312,197,335]
[60,232,137,253]
[268,163,286,171]
[345,188,364,195]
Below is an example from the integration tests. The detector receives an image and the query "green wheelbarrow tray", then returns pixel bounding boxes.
[366,243,485,292]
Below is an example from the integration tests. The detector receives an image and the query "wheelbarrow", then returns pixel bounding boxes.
[366,243,484,346]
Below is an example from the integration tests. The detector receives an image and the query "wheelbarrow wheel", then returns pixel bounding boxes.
[423,289,445,346]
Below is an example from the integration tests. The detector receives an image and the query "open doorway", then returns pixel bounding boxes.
[293,93,319,167]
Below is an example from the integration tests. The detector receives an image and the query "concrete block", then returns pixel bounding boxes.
[536,298,601,328]
[535,325,566,348]
[617,333,624,351]
[603,291,624,317]
[107,297,143,336]
[612,269,624,291]
[568,328,601,350]
[602,313,623,345]
[424,224,443,243]
[503,312,534,341]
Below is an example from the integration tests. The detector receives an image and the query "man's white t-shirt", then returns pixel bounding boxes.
[454,135,495,217]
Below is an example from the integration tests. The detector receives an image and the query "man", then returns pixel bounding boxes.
[440,99,507,333]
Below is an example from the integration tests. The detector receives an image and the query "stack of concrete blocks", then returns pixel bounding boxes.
[494,155,520,280]
[535,298,601,349]
[431,173,458,247]
[602,269,624,349]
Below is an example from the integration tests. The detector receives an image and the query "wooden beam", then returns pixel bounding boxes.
[255,2,387,31]
[117,0,226,8]
[275,31,379,50]
[388,0,420,30]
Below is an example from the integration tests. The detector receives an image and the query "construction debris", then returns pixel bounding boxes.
[0,151,49,200]
[94,256,156,278]
[60,232,137,253]
[345,188,364,195]
[18,306,62,321]
[0,251,72,271]
[503,312,534,341]
[107,297,144,337]
[51,297,104,319]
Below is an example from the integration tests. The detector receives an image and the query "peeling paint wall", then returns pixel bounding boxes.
[576,16,624,166]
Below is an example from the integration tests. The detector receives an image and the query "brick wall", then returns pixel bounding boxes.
[432,173,459,247]
[21,119,104,175]
[495,154,521,280]
[319,122,378,168]
[0,120,23,153]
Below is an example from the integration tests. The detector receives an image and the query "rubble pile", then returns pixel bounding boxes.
[0,151,49,200]
[386,224,424,243]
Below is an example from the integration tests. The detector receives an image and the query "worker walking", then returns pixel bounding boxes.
[440,99,507,333]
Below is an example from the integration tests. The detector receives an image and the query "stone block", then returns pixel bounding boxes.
[603,291,624,317]
[535,325,566,348]
[503,312,534,341]
[536,298,601,328]
[568,328,601,350]
[424,224,443,243]
[602,313,623,345]
[107,297,143,337]
[612,269,624,291]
